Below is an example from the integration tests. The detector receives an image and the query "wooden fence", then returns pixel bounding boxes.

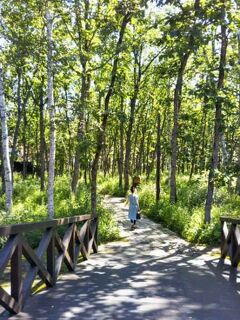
[0,214,98,314]
[220,216,240,267]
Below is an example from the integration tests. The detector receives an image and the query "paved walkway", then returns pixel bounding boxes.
[3,197,240,319]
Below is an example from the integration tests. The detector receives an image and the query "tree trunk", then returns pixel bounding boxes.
[63,89,73,175]
[71,71,89,193]
[170,53,190,203]
[11,71,31,172]
[205,1,228,222]
[199,108,207,171]
[124,94,137,191]
[11,69,22,170]
[39,81,45,191]
[0,67,13,212]
[22,103,27,178]
[46,8,55,219]
[170,0,200,203]
[112,131,118,177]
[118,96,124,189]
[124,48,142,191]
[136,124,146,175]
[189,141,196,180]
[156,113,161,202]
[71,0,90,194]
[220,132,229,168]
[0,133,5,194]
[91,13,131,215]
[236,22,240,194]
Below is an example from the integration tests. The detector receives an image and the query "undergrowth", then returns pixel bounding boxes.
[137,174,240,245]
[98,173,240,246]
[98,174,126,197]
[0,174,119,247]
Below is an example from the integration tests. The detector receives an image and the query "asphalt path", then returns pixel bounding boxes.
[3,197,240,319]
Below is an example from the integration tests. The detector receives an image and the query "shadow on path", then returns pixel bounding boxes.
[2,197,240,320]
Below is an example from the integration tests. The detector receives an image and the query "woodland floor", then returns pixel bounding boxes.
[2,197,240,320]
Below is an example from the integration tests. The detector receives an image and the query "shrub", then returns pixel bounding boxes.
[0,174,120,248]
[136,174,239,245]
[98,175,126,196]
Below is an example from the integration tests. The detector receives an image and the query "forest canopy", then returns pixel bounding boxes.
[0,0,239,236]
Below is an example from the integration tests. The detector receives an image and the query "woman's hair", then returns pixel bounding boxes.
[130,186,136,193]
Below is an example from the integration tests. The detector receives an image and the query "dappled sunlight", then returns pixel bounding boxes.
[6,197,240,320]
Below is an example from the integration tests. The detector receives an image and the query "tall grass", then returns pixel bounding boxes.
[98,174,126,196]
[98,173,240,245]
[0,174,119,246]
[137,174,240,245]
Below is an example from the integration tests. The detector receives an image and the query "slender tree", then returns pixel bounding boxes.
[0,66,13,212]
[124,46,142,191]
[156,112,161,202]
[91,11,131,214]
[39,79,46,191]
[170,0,201,203]
[236,26,240,194]
[46,5,55,219]
[71,0,91,194]
[205,0,228,222]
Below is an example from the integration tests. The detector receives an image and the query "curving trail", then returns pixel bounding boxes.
[6,197,240,320]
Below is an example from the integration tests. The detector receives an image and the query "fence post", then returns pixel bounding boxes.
[47,227,56,285]
[93,218,98,254]
[84,221,90,257]
[230,223,239,267]
[11,235,22,312]
[69,224,76,268]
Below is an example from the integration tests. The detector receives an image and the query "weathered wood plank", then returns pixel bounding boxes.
[22,238,53,287]
[69,224,76,265]
[220,218,240,267]
[76,222,89,260]
[220,217,240,224]
[55,231,74,276]
[0,288,20,314]
[0,215,98,315]
[0,214,97,236]
[11,239,22,306]
[22,229,53,303]
[47,228,56,285]
[0,235,18,274]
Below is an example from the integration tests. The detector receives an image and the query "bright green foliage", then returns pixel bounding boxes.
[0,175,119,247]
[137,174,239,245]
[98,175,126,197]
[0,0,240,245]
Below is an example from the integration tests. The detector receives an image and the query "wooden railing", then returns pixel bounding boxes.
[0,214,98,314]
[220,216,240,267]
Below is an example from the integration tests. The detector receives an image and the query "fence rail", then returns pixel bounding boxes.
[220,216,240,267]
[0,214,98,314]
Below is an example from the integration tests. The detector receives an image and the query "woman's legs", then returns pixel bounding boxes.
[130,219,137,230]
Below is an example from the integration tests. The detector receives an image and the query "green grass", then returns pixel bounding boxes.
[98,173,240,246]
[0,174,120,247]
[98,175,126,197]
[137,174,240,245]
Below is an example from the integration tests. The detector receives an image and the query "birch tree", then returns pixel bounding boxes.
[236,28,240,195]
[0,66,13,212]
[46,5,55,219]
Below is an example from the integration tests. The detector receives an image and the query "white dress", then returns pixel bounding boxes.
[128,194,139,220]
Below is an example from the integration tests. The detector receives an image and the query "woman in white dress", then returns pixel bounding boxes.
[128,186,140,230]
